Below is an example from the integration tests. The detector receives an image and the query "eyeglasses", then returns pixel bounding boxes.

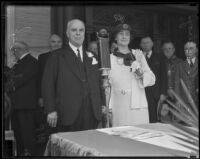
[163,48,174,51]
[10,47,22,53]
[184,47,196,51]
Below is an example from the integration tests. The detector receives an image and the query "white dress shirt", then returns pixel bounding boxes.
[144,50,152,59]
[187,57,196,65]
[19,52,30,60]
[69,42,83,61]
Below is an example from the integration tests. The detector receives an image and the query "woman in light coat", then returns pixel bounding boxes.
[109,23,155,126]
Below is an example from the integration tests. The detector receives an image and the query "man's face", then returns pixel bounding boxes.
[66,20,85,47]
[115,30,130,47]
[184,42,198,59]
[110,42,118,53]
[10,42,24,60]
[163,43,175,59]
[140,37,153,52]
[49,35,63,51]
[88,42,98,55]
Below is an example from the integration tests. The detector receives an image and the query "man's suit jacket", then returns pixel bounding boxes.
[38,52,51,97]
[174,58,198,104]
[160,55,183,95]
[145,51,165,122]
[145,52,165,102]
[42,44,103,126]
[9,54,39,109]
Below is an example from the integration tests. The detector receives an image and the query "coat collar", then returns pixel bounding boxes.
[183,58,198,75]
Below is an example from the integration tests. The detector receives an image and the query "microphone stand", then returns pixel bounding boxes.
[100,68,111,128]
[97,29,111,128]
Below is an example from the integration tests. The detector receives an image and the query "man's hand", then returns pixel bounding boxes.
[167,88,174,99]
[160,94,166,102]
[161,103,169,116]
[47,111,58,127]
[102,105,107,114]
[38,98,44,107]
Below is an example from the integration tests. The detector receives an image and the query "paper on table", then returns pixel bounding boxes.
[97,126,197,154]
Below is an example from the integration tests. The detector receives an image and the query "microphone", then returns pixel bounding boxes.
[97,29,111,128]
[97,29,111,70]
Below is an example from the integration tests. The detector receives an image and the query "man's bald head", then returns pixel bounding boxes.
[49,34,63,51]
[11,41,30,59]
[66,19,85,47]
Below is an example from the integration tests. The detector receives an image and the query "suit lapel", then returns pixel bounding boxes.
[15,54,30,70]
[183,60,190,74]
[182,59,198,76]
[190,58,198,75]
[147,52,155,67]
[61,45,82,80]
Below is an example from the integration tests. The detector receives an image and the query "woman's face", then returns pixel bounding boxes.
[115,30,130,47]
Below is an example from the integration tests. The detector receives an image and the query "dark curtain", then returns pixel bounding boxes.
[51,6,86,46]
[170,15,188,60]
[170,14,198,60]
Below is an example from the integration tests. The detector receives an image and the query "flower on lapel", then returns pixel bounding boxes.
[86,51,98,65]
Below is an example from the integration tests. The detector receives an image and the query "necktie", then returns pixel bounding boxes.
[189,59,193,68]
[77,48,82,62]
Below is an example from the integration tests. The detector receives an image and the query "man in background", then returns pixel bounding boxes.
[38,34,63,107]
[8,41,38,156]
[158,40,182,122]
[175,40,198,107]
[88,41,98,58]
[36,34,63,148]
[140,35,165,123]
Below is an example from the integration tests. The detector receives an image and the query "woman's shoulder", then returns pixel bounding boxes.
[110,53,116,60]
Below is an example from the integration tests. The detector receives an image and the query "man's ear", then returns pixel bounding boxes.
[66,31,69,38]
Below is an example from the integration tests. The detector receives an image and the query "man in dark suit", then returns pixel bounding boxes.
[36,34,63,148]
[140,36,165,123]
[88,41,98,58]
[8,41,38,156]
[38,34,63,107]
[174,40,198,107]
[42,19,104,132]
[158,40,182,122]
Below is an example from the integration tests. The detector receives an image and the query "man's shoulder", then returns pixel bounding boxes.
[21,54,38,66]
[151,52,163,63]
[50,47,69,57]
[176,59,186,69]
[38,52,51,59]
[175,57,183,63]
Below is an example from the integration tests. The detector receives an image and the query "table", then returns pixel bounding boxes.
[44,123,196,157]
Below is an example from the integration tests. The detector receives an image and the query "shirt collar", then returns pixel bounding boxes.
[144,50,152,58]
[69,42,83,60]
[187,57,196,64]
[20,52,29,60]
